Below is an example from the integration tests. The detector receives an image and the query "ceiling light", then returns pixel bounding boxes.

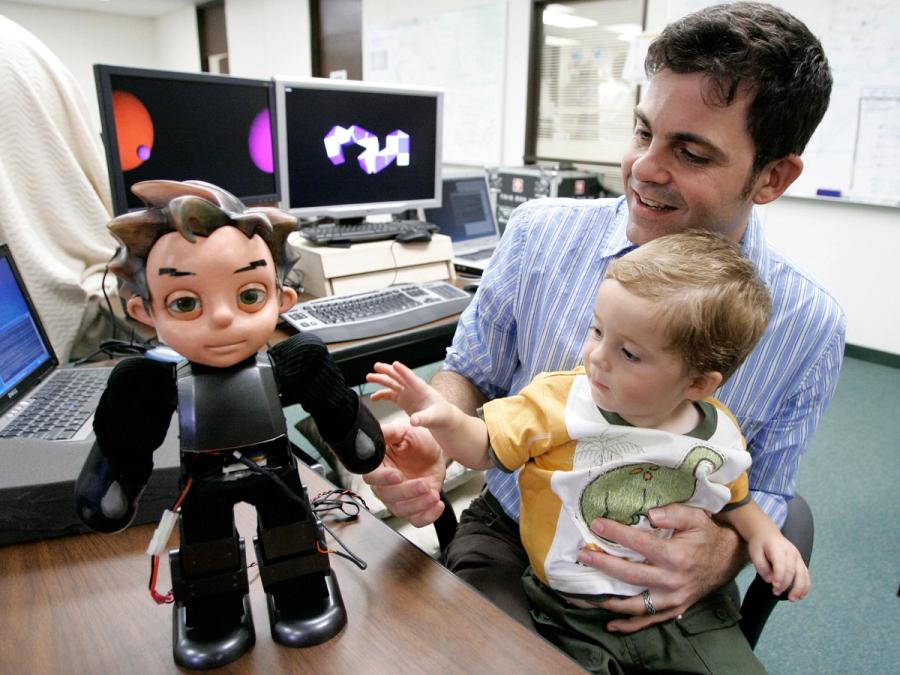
[606,23,642,35]
[543,10,598,29]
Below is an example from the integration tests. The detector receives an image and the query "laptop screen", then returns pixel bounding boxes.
[424,176,496,244]
[0,246,57,412]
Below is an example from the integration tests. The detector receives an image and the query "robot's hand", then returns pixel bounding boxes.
[74,442,147,533]
[327,398,386,474]
[270,333,385,473]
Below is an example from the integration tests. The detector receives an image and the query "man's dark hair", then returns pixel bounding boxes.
[645,1,832,174]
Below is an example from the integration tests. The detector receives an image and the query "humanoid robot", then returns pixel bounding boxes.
[74,180,385,669]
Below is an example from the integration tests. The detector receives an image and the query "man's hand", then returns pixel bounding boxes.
[576,504,744,633]
[362,419,446,527]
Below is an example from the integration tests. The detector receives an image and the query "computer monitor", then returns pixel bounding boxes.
[424,172,497,244]
[94,64,280,215]
[275,77,443,220]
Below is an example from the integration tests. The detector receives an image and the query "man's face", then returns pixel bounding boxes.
[621,69,761,245]
[127,226,297,367]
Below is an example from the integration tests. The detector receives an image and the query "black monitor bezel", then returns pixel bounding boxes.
[94,64,281,216]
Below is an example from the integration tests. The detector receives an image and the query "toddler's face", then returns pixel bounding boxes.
[581,279,697,428]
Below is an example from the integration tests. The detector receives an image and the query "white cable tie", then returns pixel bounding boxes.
[146,509,179,557]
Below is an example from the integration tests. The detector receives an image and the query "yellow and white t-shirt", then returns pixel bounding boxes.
[483,367,750,599]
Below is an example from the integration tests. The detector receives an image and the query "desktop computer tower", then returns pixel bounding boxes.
[488,166,603,233]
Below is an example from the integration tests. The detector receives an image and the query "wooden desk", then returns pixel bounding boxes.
[0,464,582,673]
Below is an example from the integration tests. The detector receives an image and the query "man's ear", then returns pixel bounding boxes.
[126,296,154,327]
[685,371,723,401]
[750,155,804,205]
[278,286,298,313]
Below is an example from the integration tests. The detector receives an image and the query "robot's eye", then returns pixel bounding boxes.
[237,285,267,311]
[166,293,201,317]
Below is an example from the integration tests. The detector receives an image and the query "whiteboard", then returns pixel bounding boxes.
[364,2,506,167]
[667,0,900,206]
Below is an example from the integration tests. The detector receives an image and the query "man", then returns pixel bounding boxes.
[365,1,845,666]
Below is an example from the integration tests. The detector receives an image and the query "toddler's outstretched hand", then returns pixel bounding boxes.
[367,361,456,431]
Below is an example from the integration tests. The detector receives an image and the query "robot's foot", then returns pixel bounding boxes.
[172,594,255,670]
[267,572,347,647]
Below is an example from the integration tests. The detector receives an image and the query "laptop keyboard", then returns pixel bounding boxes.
[0,369,110,440]
[458,247,495,262]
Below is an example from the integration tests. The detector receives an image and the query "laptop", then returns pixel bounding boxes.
[0,243,180,544]
[424,172,501,275]
[0,243,112,442]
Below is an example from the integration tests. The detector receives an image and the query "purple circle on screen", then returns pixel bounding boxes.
[248,109,274,174]
[137,145,151,161]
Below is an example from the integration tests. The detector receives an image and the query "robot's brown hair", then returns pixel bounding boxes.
[107,180,299,301]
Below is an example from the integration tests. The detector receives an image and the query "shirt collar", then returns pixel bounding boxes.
[597,400,718,441]
[600,196,636,258]
[602,198,771,281]
[738,208,773,284]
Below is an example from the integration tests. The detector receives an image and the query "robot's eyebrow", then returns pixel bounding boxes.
[234,259,268,273]
[159,267,194,277]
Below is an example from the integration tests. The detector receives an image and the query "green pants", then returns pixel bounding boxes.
[523,569,766,674]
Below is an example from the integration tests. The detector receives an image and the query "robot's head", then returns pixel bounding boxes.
[110,180,300,367]
[108,180,299,302]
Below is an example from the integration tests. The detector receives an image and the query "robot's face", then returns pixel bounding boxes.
[127,226,297,367]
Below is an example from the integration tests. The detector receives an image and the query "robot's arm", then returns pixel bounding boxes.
[94,357,177,478]
[269,333,385,474]
[75,357,177,533]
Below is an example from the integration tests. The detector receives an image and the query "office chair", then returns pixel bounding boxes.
[432,491,814,650]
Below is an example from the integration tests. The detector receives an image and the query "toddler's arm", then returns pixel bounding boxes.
[716,500,809,600]
[367,361,493,470]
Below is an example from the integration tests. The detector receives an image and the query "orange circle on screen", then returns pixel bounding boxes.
[112,90,154,171]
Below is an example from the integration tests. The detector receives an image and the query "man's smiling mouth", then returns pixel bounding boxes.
[637,194,676,211]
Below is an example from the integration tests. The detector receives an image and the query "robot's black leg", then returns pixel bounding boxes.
[169,524,255,669]
[254,493,347,646]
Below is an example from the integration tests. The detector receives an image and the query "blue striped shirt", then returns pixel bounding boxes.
[444,196,846,527]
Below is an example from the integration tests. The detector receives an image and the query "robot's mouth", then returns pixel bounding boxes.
[206,341,244,353]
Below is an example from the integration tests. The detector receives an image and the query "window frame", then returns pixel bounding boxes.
[524,0,648,167]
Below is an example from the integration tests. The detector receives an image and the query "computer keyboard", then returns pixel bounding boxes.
[299,220,439,245]
[281,281,472,343]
